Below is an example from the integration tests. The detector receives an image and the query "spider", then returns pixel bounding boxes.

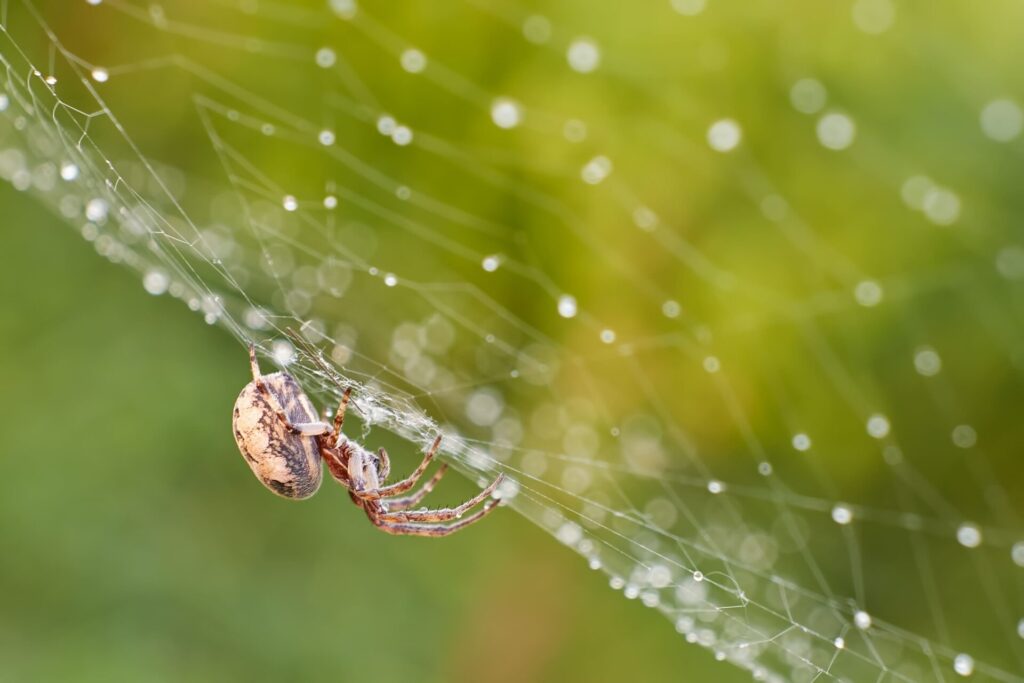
[232,344,503,537]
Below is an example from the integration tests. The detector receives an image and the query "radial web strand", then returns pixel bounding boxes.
[1,1,1024,681]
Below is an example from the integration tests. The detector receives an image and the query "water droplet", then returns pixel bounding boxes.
[315,47,336,68]
[495,477,519,501]
[832,504,853,525]
[707,118,742,152]
[391,125,413,146]
[271,339,295,365]
[980,99,1023,142]
[557,294,577,319]
[922,186,961,225]
[952,424,977,449]
[581,155,612,184]
[854,279,884,306]
[866,413,890,439]
[377,115,396,136]
[790,78,827,114]
[817,112,856,150]
[902,176,936,213]
[851,0,892,33]
[556,521,583,546]
[670,0,706,16]
[282,195,298,211]
[466,388,504,426]
[648,564,672,588]
[522,15,551,44]
[996,246,1024,280]
[91,68,109,83]
[482,255,501,272]
[318,129,335,146]
[914,346,942,376]
[852,0,895,35]
[632,206,658,231]
[600,329,616,344]
[1011,541,1024,567]
[400,48,427,73]
[490,98,521,129]
[957,523,982,549]
[85,198,108,222]
[953,653,974,677]
[566,38,600,73]
[60,162,79,181]
[142,270,169,295]
[329,0,357,19]
[792,433,812,451]
[854,610,872,630]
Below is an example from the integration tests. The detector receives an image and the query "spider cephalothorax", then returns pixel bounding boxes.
[232,345,503,537]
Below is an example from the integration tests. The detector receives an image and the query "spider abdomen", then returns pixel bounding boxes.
[232,372,324,499]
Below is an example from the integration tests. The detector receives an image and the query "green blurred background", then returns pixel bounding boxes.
[0,185,745,681]
[2,0,1024,680]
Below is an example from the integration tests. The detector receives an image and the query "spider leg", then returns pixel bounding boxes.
[320,444,351,485]
[249,344,333,436]
[324,387,352,449]
[352,436,441,500]
[375,448,391,483]
[248,343,263,383]
[368,499,500,537]
[290,422,336,436]
[383,463,448,511]
[380,473,503,523]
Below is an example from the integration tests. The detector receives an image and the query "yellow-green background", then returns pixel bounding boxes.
[0,185,747,681]
[2,0,1024,680]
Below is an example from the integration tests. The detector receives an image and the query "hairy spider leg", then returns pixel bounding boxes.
[367,499,501,538]
[351,436,442,501]
[323,387,352,449]
[378,473,504,523]
[375,448,391,482]
[384,464,449,511]
[248,344,333,437]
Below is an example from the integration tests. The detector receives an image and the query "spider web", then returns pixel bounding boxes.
[2,0,1024,680]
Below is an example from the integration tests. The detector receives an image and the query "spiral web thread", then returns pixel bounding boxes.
[1,0,1024,680]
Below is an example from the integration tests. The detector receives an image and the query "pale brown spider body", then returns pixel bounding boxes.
[232,345,503,537]
[232,372,323,499]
